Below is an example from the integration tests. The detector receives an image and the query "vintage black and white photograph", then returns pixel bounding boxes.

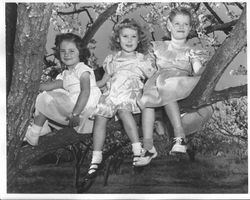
[3,1,248,199]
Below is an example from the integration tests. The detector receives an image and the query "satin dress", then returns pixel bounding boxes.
[138,41,212,135]
[139,41,208,108]
[93,51,156,118]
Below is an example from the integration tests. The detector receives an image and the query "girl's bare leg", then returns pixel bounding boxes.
[142,107,155,150]
[118,110,142,159]
[133,107,158,166]
[87,115,108,175]
[164,102,185,138]
[164,101,187,154]
[92,115,108,151]
[34,112,47,127]
[25,111,47,146]
[118,110,139,143]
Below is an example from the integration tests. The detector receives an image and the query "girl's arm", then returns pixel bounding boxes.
[72,71,91,115]
[67,72,91,127]
[190,48,208,76]
[39,79,63,91]
[96,72,111,88]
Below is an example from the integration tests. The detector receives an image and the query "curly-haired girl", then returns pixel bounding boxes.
[83,18,156,181]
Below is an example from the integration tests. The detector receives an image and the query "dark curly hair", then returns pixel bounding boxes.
[109,18,150,54]
[53,33,90,65]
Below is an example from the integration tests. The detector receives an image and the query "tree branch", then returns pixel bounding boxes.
[57,6,93,15]
[203,2,232,35]
[190,20,237,39]
[180,84,247,111]
[17,128,92,171]
[81,3,119,47]
[58,6,94,24]
[203,2,224,24]
[81,3,153,47]
[183,6,246,107]
[194,3,201,12]
[210,85,247,103]
[235,2,244,10]
[83,8,94,24]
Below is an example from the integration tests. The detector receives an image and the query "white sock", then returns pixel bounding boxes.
[30,124,42,136]
[91,151,103,164]
[131,142,142,156]
[143,138,154,151]
[88,151,102,174]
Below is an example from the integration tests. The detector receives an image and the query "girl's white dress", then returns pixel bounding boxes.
[35,62,101,134]
[93,51,156,118]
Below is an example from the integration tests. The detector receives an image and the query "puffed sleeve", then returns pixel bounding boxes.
[147,41,170,70]
[74,62,92,79]
[102,54,115,75]
[56,71,64,80]
[188,47,209,66]
[138,53,157,79]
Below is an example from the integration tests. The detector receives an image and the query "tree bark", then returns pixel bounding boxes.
[6,3,17,96]
[7,3,53,189]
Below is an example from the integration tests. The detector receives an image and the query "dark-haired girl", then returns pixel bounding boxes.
[25,33,101,145]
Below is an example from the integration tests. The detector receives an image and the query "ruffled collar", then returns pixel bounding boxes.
[114,51,144,61]
[165,41,190,51]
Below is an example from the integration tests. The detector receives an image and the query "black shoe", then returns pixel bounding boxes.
[83,162,103,181]
[21,141,30,147]
[77,163,103,193]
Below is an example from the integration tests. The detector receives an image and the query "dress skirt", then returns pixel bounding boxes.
[138,68,200,108]
[35,89,97,134]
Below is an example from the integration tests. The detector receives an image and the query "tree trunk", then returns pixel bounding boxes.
[6,3,17,96]
[7,3,53,189]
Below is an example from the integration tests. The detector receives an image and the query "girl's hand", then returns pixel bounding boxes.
[66,114,80,127]
[103,72,112,81]
[97,72,112,88]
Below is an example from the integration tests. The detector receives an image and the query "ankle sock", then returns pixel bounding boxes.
[143,138,154,151]
[131,142,142,156]
[89,151,102,174]
[174,126,185,138]
[91,151,103,164]
[30,124,42,136]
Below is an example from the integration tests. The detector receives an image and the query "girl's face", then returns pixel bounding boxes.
[167,14,191,40]
[59,40,80,68]
[118,28,139,54]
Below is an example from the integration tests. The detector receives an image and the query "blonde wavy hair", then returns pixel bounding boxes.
[109,18,150,54]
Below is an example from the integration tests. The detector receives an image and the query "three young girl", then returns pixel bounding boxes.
[25,7,211,178]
